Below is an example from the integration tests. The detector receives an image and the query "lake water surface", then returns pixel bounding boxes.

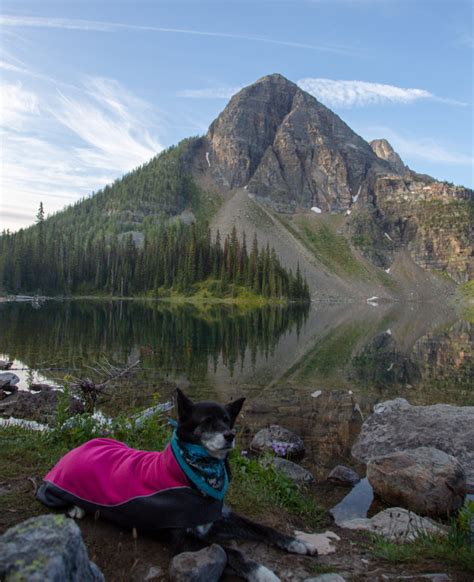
[1,299,472,511]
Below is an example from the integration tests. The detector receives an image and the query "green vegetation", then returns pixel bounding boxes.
[299,219,367,278]
[458,280,474,323]
[0,221,310,302]
[281,215,369,278]
[228,449,325,528]
[370,504,474,573]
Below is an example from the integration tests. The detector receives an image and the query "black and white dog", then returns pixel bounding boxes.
[37,389,317,581]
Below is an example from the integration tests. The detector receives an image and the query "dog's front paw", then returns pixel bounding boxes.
[248,564,280,582]
[68,505,85,520]
[286,539,318,556]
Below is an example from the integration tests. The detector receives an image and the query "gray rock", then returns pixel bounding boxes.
[352,398,474,489]
[263,457,314,484]
[0,514,104,581]
[367,447,466,516]
[327,465,360,486]
[0,372,20,388]
[169,544,227,582]
[251,425,305,458]
[206,73,391,213]
[0,360,13,370]
[305,575,346,582]
[339,507,447,541]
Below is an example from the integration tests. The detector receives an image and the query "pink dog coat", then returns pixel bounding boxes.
[37,438,224,530]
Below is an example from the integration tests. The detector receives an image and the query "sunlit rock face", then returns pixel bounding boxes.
[370,139,408,176]
[371,174,473,281]
[206,73,388,213]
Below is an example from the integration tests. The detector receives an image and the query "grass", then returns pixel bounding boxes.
[227,449,325,528]
[370,514,474,574]
[155,279,287,308]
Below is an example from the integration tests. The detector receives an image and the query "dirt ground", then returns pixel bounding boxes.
[1,475,471,581]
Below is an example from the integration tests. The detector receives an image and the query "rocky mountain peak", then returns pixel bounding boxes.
[370,139,408,175]
[206,74,299,189]
[205,73,390,212]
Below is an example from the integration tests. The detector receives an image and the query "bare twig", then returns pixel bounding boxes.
[68,359,140,413]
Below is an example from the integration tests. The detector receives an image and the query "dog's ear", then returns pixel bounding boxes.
[226,397,245,427]
[176,388,194,421]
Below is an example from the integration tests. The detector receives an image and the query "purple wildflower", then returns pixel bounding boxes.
[271,441,290,457]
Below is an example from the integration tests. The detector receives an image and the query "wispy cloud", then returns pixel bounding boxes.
[365,127,474,166]
[299,78,448,107]
[0,82,38,126]
[0,15,355,55]
[53,77,162,172]
[177,77,467,108]
[0,74,163,231]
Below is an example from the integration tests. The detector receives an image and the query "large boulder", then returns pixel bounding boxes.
[169,544,227,582]
[0,514,104,581]
[367,447,466,516]
[339,507,447,541]
[352,399,474,489]
[251,425,305,458]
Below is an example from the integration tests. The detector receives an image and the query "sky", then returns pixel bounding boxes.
[0,0,473,232]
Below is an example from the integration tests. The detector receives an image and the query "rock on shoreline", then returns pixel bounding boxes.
[0,515,104,581]
[367,447,466,516]
[352,398,474,490]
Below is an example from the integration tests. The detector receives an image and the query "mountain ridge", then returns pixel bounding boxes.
[1,73,472,298]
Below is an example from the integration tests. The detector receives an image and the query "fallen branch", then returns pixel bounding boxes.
[69,359,140,413]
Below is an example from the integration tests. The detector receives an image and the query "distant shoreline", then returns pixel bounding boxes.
[0,294,298,308]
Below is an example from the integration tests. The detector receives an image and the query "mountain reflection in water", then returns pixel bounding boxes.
[0,299,472,481]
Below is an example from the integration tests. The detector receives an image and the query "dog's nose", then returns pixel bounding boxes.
[224,430,235,443]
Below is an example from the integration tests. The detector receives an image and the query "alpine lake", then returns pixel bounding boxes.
[1,298,472,521]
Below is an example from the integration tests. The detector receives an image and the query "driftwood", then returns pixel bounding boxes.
[68,359,140,413]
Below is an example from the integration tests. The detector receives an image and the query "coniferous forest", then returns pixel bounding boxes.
[0,221,310,302]
[0,140,310,302]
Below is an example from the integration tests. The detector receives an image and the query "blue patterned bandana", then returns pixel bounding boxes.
[169,423,229,501]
